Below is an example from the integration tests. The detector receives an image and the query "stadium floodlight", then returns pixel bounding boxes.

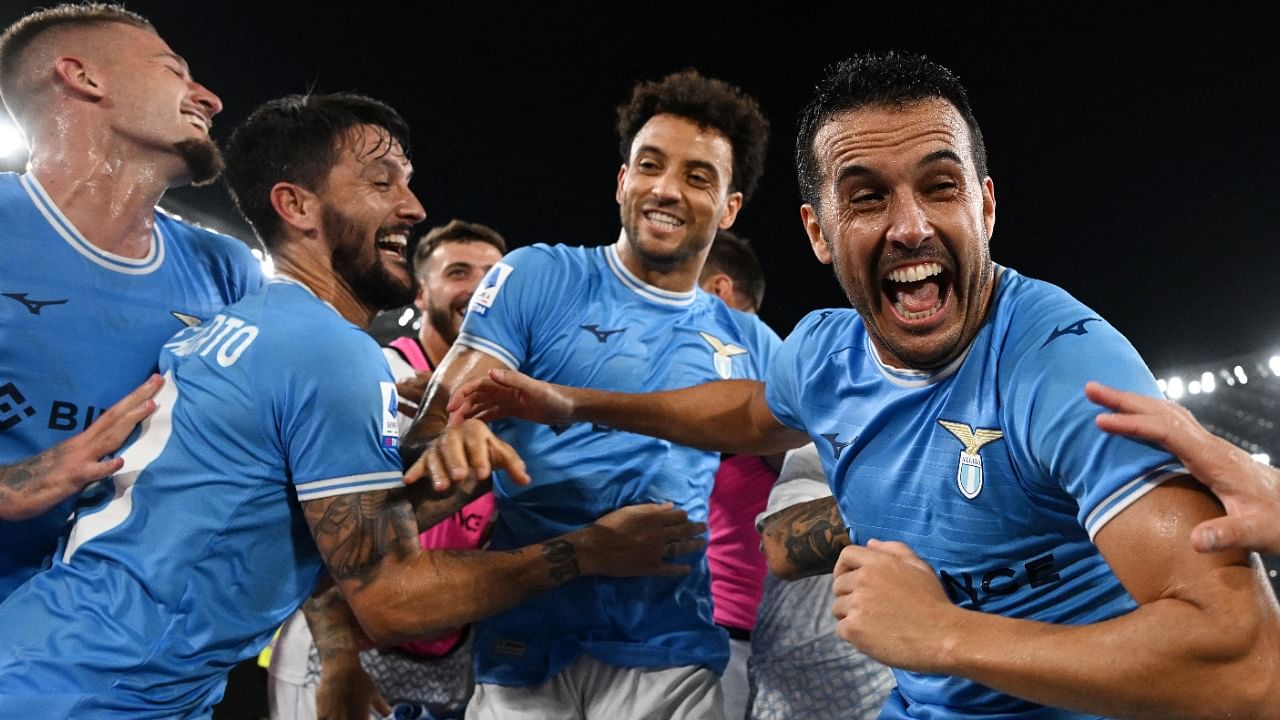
[1166,376,1185,400]
[1253,453,1272,466]
[396,307,415,327]
[1200,371,1215,394]
[1156,378,1167,393]
[1188,380,1201,395]
[1270,355,1280,375]
[0,122,26,161]
[1234,365,1248,384]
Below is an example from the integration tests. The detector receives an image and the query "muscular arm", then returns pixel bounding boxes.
[834,476,1280,718]
[450,369,809,457]
[303,487,703,646]
[760,496,849,579]
[0,375,162,521]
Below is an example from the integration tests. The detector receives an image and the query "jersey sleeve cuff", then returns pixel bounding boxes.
[1083,462,1187,541]
[295,471,404,502]
[455,333,519,370]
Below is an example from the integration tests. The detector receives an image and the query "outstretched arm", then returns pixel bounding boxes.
[831,476,1280,718]
[448,368,808,456]
[303,483,706,646]
[0,374,163,520]
[1088,380,1280,554]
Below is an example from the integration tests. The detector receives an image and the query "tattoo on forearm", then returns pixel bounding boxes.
[0,448,57,496]
[406,476,490,532]
[542,539,580,583]
[766,497,849,574]
[304,489,419,589]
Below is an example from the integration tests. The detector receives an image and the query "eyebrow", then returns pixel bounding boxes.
[634,144,721,178]
[158,51,190,73]
[833,149,967,187]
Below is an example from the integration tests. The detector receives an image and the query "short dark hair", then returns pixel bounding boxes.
[412,219,507,277]
[223,92,411,248]
[700,229,766,311]
[795,52,988,211]
[617,69,769,205]
[0,3,153,125]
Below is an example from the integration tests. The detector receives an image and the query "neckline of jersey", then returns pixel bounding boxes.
[20,172,165,275]
[603,243,698,307]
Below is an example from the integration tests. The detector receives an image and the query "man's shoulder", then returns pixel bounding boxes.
[991,268,1121,357]
[154,210,260,267]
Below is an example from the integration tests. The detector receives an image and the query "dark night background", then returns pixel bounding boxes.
[2,2,1276,375]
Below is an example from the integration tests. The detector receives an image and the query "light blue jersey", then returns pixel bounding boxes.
[455,242,780,686]
[0,279,404,718]
[0,172,264,599]
[766,267,1183,719]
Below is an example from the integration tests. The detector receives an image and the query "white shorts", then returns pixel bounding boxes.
[466,654,724,720]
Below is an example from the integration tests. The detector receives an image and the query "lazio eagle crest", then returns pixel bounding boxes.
[937,420,1004,500]
[699,331,748,379]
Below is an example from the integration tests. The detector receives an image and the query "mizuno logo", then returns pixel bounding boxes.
[821,432,854,459]
[3,292,68,315]
[1040,317,1101,349]
[699,331,748,379]
[938,420,1004,500]
[580,324,627,343]
[171,311,203,328]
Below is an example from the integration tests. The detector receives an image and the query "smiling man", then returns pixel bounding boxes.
[0,92,705,719]
[0,4,262,594]
[401,70,774,719]
[447,53,1280,718]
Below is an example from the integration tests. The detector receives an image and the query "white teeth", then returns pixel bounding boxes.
[182,112,209,131]
[893,298,944,320]
[887,262,943,283]
[377,234,408,248]
[644,210,684,230]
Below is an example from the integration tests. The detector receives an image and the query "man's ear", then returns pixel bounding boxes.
[270,182,321,236]
[53,55,105,101]
[801,204,832,264]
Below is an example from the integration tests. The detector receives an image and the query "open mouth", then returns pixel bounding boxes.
[376,232,408,260]
[181,110,210,133]
[643,209,684,232]
[883,261,950,323]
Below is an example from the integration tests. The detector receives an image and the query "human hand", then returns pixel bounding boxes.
[576,502,708,578]
[831,539,961,673]
[447,368,576,427]
[0,374,163,521]
[1088,381,1280,554]
[315,651,392,720]
[395,370,432,418]
[402,417,530,492]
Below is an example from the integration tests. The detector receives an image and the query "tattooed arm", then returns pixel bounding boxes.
[0,375,162,521]
[302,487,707,646]
[760,496,850,579]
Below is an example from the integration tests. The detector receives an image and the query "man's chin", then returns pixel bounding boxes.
[175,138,224,187]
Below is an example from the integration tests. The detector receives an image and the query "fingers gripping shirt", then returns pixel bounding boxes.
[454,243,781,686]
[0,280,402,718]
[764,267,1183,719]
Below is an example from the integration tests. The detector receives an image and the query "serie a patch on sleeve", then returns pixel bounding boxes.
[380,381,399,448]
[468,262,515,317]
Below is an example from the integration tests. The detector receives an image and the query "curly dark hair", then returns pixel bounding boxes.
[795,52,988,211]
[223,92,411,248]
[616,69,769,205]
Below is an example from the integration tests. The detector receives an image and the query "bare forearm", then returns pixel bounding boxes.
[570,380,805,456]
[302,581,364,659]
[0,449,73,521]
[406,473,489,531]
[760,496,849,579]
[931,567,1280,718]
[344,533,590,645]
